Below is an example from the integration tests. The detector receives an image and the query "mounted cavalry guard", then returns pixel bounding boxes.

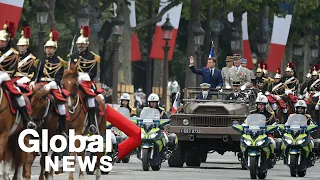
[300,68,313,96]
[34,29,69,136]
[306,65,320,106]
[69,26,102,134]
[15,26,38,93]
[254,62,268,93]
[282,63,299,94]
[266,68,288,122]
[0,22,36,129]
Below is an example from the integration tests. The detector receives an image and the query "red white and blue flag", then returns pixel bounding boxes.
[114,0,141,61]
[171,92,181,114]
[149,0,183,61]
[0,0,24,31]
[266,3,293,72]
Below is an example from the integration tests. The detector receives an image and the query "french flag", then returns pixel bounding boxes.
[209,42,215,58]
[0,0,24,29]
[228,12,253,69]
[149,0,183,61]
[114,1,141,61]
[171,92,181,114]
[266,3,293,72]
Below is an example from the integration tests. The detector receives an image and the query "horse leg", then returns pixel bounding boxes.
[39,153,47,180]
[95,115,106,180]
[79,151,85,180]
[68,138,80,180]
[0,132,9,180]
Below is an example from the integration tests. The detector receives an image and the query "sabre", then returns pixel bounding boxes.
[68,35,77,70]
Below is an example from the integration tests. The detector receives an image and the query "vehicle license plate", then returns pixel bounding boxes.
[180,129,201,134]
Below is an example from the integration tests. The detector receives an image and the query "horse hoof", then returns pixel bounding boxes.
[79,175,84,180]
[46,175,53,180]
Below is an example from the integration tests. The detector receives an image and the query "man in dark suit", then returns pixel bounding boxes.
[189,55,223,89]
[196,83,212,100]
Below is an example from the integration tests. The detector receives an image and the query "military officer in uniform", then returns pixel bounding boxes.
[221,56,234,87]
[282,62,299,94]
[225,54,251,90]
[15,27,38,88]
[300,68,313,95]
[0,22,36,129]
[225,81,246,100]
[69,26,101,134]
[267,68,288,122]
[240,58,255,82]
[34,29,68,136]
[196,83,212,100]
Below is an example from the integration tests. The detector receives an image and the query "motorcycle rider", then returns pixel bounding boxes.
[120,93,132,114]
[146,93,178,151]
[294,100,314,125]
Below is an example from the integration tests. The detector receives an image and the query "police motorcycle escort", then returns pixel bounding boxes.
[132,107,172,171]
[277,114,319,177]
[232,114,278,179]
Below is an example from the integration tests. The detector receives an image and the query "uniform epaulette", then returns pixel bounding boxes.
[30,53,36,60]
[33,59,40,68]
[91,51,101,63]
[305,114,311,118]
[58,56,68,68]
[159,107,165,111]
[10,48,19,54]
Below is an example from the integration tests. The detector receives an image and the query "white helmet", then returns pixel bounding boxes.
[148,93,160,102]
[295,100,307,108]
[256,95,268,104]
[120,93,130,101]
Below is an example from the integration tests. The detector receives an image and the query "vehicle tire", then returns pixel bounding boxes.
[257,171,267,179]
[85,152,95,175]
[289,154,297,177]
[249,156,257,179]
[297,170,306,177]
[185,149,201,167]
[168,144,185,167]
[122,156,130,163]
[201,153,208,162]
[151,164,161,171]
[142,148,150,171]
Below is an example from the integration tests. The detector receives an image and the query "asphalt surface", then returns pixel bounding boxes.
[10,152,320,180]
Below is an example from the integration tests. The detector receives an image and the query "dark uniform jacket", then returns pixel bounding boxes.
[17,51,38,81]
[268,81,285,95]
[225,92,246,100]
[69,49,99,80]
[0,46,19,74]
[281,75,299,92]
[196,94,212,100]
[36,55,66,86]
[255,77,268,93]
[307,78,320,92]
[250,109,277,125]
[300,81,310,95]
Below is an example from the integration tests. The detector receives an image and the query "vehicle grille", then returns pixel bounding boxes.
[193,106,229,115]
[175,116,245,127]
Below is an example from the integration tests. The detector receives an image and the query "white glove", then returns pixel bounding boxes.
[16,76,31,85]
[29,81,35,89]
[226,85,231,89]
[78,72,91,82]
[240,85,246,91]
[265,91,270,96]
[285,89,293,95]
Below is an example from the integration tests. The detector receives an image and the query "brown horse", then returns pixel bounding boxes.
[281,94,296,123]
[0,85,33,180]
[61,63,106,180]
[30,83,61,180]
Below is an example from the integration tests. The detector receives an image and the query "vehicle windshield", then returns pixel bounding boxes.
[285,114,307,130]
[245,114,267,130]
[117,107,130,117]
[139,108,161,124]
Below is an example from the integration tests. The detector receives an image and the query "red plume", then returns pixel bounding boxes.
[277,68,281,74]
[7,21,16,38]
[51,30,59,41]
[259,61,264,69]
[264,63,268,70]
[25,26,31,39]
[314,64,320,71]
[288,62,294,69]
[82,26,90,37]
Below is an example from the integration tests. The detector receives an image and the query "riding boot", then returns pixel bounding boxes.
[88,107,97,134]
[283,113,288,123]
[58,115,67,137]
[19,106,37,129]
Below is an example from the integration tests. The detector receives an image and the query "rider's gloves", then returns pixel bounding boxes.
[226,85,231,89]
[240,85,246,91]
[29,81,35,89]
[265,91,270,96]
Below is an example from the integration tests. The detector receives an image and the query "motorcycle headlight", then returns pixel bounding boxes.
[244,139,252,146]
[149,132,157,139]
[297,138,305,145]
[256,139,265,146]
[285,137,293,144]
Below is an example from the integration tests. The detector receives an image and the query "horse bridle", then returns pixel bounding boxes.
[62,75,82,120]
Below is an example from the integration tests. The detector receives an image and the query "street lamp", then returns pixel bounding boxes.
[111,13,124,104]
[257,33,268,54]
[293,39,304,56]
[77,6,90,28]
[161,14,173,109]
[230,29,241,53]
[193,22,205,46]
[35,1,50,25]
[310,35,319,58]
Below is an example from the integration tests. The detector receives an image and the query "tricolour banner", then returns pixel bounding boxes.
[149,0,183,61]
[266,3,293,72]
[0,0,24,31]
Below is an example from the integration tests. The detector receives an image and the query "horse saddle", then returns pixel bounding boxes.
[1,85,32,115]
[78,90,104,116]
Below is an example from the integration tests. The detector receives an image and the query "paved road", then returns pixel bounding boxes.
[11,152,320,180]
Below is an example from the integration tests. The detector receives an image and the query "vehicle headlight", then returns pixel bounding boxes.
[149,132,157,139]
[244,139,252,146]
[256,139,265,146]
[183,119,189,126]
[141,132,145,139]
[297,139,305,145]
[285,137,293,144]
